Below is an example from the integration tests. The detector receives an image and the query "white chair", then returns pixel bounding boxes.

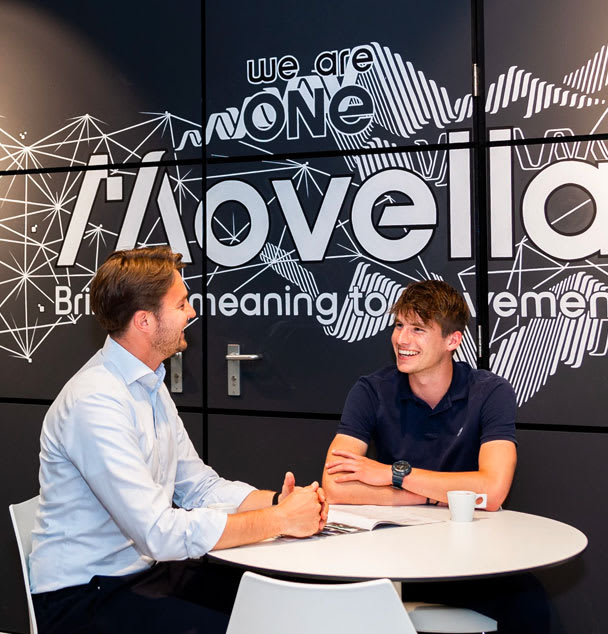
[9,495,40,634]
[226,571,418,634]
[394,582,497,633]
[406,602,497,633]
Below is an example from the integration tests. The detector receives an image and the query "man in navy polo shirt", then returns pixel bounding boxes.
[323,279,517,506]
[323,280,549,633]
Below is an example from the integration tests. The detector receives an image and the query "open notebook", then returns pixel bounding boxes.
[324,504,444,534]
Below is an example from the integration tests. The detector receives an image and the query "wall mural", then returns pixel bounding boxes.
[0,114,203,402]
[205,0,608,422]
[1,0,607,423]
[0,0,202,402]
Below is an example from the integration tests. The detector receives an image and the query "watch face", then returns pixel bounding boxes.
[393,460,411,476]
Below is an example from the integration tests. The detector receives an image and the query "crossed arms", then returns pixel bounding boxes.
[322,434,517,512]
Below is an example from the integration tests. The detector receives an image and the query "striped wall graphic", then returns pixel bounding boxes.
[563,44,608,95]
[207,42,608,153]
[490,271,608,405]
[486,65,605,119]
[259,248,480,356]
[354,42,472,136]
[259,242,320,297]
[327,262,404,342]
[330,44,608,183]
[454,325,477,368]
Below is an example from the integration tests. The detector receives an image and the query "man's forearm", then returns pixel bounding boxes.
[324,475,425,506]
[214,485,325,549]
[212,506,282,550]
[401,468,507,511]
[237,489,275,512]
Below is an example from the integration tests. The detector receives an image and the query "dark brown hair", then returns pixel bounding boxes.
[390,280,469,336]
[90,246,185,336]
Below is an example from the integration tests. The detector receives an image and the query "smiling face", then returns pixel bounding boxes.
[151,270,196,361]
[391,311,462,378]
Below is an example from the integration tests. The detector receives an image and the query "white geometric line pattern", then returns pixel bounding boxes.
[490,271,608,406]
[0,112,202,361]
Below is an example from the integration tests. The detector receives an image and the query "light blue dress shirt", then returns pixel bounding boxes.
[29,336,255,594]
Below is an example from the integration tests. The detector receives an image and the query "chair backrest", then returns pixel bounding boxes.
[226,571,417,634]
[9,495,40,634]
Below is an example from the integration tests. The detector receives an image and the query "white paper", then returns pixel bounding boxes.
[326,505,444,532]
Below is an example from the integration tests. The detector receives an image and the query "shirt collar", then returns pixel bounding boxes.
[101,336,166,392]
[398,360,469,412]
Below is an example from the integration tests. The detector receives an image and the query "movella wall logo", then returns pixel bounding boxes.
[2,41,608,408]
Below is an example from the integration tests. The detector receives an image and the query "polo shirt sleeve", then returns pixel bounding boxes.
[336,377,378,445]
[479,378,518,445]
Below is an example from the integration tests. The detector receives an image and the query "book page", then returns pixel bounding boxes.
[325,505,443,532]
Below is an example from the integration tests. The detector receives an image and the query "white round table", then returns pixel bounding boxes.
[207,506,588,582]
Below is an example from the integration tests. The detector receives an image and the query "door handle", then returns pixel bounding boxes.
[226,344,262,396]
[170,352,183,393]
[225,353,262,361]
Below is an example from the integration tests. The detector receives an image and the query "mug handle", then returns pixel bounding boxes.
[474,493,488,509]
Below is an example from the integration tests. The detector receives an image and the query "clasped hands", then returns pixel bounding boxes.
[325,449,392,487]
[276,471,328,536]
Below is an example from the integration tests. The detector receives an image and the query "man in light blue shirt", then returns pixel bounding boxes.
[30,246,326,633]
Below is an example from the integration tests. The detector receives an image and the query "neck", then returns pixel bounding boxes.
[408,359,454,409]
[111,333,162,371]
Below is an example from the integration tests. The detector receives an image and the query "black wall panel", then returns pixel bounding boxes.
[0,0,201,162]
[206,0,472,159]
[485,0,608,137]
[0,403,47,633]
[207,148,477,413]
[1,2,607,633]
[207,414,337,490]
[487,137,608,426]
[0,0,203,405]
[506,429,608,634]
[0,164,204,406]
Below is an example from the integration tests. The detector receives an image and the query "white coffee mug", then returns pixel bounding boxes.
[447,490,488,522]
[207,502,238,514]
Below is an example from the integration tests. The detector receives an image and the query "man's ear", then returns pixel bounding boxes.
[446,330,463,352]
[132,309,155,334]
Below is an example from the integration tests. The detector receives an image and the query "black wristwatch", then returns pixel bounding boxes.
[391,460,412,489]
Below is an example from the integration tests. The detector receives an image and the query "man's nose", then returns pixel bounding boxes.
[397,328,410,345]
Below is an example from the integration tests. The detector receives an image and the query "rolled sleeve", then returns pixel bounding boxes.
[63,388,252,562]
[172,414,256,511]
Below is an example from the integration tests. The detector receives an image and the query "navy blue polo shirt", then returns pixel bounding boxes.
[336,361,517,471]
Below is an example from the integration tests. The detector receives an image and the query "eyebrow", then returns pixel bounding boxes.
[402,317,426,328]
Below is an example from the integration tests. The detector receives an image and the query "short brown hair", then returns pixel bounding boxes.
[90,246,185,336]
[390,280,469,336]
